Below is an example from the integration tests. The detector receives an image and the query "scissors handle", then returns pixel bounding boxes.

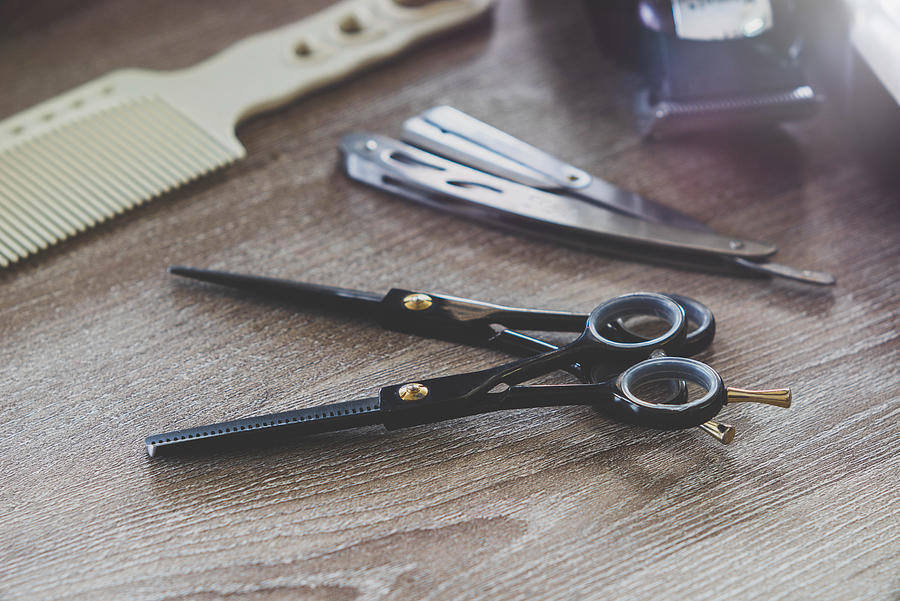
[378,354,726,432]
[380,293,690,428]
[487,329,589,382]
[598,293,715,360]
[506,357,725,429]
[487,293,714,379]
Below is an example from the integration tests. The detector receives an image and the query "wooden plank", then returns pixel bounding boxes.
[0,1,897,600]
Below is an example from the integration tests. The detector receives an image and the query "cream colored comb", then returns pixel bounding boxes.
[0,0,493,268]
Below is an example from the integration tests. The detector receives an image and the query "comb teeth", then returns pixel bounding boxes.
[0,97,241,267]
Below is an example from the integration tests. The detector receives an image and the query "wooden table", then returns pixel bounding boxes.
[2,1,898,599]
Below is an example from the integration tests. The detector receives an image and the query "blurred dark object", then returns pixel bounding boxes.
[585,0,823,138]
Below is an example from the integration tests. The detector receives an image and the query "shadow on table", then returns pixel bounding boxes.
[141,406,792,528]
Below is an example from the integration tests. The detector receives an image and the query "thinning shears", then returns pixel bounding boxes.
[145,267,791,457]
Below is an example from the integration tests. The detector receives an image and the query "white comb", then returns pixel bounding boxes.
[0,0,493,268]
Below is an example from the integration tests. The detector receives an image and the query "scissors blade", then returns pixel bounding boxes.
[145,396,383,457]
[168,266,383,315]
[403,106,709,230]
[170,266,587,347]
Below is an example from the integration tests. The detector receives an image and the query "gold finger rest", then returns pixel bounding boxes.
[698,420,735,444]
[726,387,792,408]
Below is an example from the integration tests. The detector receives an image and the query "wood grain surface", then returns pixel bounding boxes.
[1,1,898,599]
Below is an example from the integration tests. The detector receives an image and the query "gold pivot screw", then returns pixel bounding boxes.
[698,420,735,444]
[398,382,429,401]
[726,387,792,408]
[403,293,433,311]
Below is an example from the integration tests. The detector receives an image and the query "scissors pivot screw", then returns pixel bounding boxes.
[398,382,429,401]
[403,293,433,311]
[726,387,792,408]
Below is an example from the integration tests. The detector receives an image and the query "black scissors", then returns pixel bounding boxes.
[145,266,791,457]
